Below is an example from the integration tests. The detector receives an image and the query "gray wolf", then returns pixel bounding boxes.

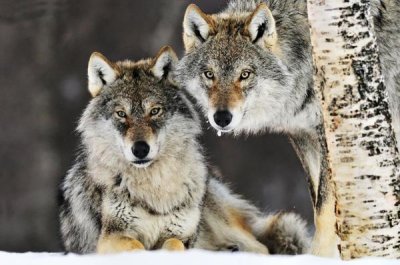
[177,0,400,256]
[59,46,310,254]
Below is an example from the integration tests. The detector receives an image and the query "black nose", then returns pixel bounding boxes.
[132,141,150,159]
[213,110,233,128]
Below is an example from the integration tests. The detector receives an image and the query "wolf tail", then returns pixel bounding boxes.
[251,212,311,255]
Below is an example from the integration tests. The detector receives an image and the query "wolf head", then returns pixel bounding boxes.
[79,46,200,169]
[177,3,313,134]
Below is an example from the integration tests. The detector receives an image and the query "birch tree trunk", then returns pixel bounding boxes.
[307,0,400,259]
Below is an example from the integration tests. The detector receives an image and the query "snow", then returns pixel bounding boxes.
[1,250,399,265]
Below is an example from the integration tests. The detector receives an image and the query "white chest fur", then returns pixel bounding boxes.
[100,150,207,249]
[102,190,201,249]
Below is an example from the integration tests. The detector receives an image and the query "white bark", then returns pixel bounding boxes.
[307,0,400,259]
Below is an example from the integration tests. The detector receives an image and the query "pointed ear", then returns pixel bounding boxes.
[87,52,119,97]
[151,46,178,80]
[245,3,277,49]
[183,4,215,52]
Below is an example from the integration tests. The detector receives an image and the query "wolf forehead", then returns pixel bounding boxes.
[104,59,176,100]
[197,40,259,69]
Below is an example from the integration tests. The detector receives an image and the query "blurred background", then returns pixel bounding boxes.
[0,0,313,252]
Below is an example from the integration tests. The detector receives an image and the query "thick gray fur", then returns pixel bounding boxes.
[59,51,310,254]
[177,0,400,255]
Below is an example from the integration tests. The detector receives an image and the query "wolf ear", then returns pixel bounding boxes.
[87,52,119,97]
[151,46,178,80]
[245,3,277,49]
[183,4,214,52]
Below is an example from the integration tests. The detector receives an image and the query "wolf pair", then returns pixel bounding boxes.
[59,47,310,254]
[60,0,400,257]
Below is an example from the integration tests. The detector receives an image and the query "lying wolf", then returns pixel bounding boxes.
[177,0,400,256]
[58,46,310,254]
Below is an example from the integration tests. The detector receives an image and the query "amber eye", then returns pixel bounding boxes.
[116,111,127,118]
[240,70,251,80]
[150,107,162,116]
[204,71,214,80]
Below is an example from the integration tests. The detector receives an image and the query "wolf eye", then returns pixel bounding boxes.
[240,70,251,80]
[150,107,162,116]
[116,111,127,118]
[204,71,214,80]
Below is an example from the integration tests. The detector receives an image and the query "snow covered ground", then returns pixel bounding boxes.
[1,250,399,265]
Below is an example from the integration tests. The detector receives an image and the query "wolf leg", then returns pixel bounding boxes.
[222,208,270,254]
[311,193,339,257]
[198,221,269,254]
[161,238,185,251]
[97,234,145,254]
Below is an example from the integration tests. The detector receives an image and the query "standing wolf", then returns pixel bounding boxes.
[59,46,310,254]
[177,0,400,257]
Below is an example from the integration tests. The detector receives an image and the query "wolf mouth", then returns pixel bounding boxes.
[133,159,152,165]
[213,127,234,134]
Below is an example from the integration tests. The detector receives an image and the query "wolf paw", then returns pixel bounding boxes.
[97,234,145,254]
[162,238,185,251]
